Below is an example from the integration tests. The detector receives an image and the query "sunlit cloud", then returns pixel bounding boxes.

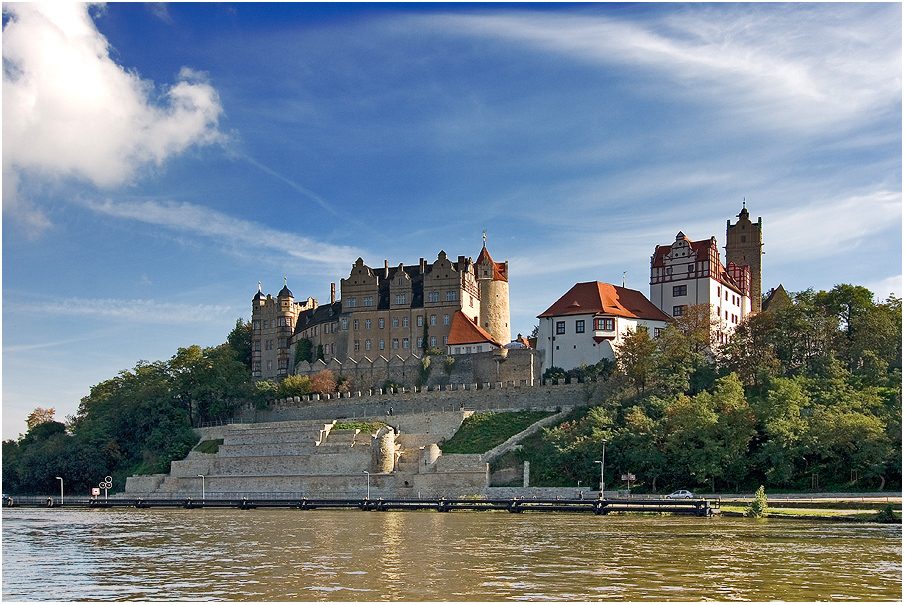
[39,297,237,324]
[418,4,900,131]
[83,197,364,269]
[2,3,226,232]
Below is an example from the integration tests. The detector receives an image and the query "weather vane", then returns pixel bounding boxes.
[483,229,486,246]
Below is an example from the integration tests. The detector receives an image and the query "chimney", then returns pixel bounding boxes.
[420,258,426,273]
[384,259,389,278]
[331,283,336,304]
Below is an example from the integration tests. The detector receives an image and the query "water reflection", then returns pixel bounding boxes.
[2,508,901,601]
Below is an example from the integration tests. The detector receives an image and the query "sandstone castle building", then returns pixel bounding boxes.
[252,244,512,380]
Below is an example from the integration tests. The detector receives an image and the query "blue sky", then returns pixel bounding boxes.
[2,2,901,440]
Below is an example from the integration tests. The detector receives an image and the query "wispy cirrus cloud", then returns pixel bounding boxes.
[416,4,900,131]
[83,197,364,269]
[35,297,236,324]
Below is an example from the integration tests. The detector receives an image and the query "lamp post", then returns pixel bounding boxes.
[55,476,63,506]
[594,439,607,493]
[197,474,205,501]
[363,470,370,500]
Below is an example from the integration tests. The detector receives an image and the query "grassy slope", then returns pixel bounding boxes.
[440,410,554,454]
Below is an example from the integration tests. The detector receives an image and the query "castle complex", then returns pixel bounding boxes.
[252,205,763,381]
[252,244,512,381]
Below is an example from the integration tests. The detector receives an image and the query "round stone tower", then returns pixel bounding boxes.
[476,240,511,345]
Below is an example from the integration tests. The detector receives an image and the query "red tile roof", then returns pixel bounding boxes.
[446,310,503,347]
[538,282,670,321]
[476,246,507,282]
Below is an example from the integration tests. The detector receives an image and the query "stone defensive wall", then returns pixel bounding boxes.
[223,382,592,427]
[294,348,542,392]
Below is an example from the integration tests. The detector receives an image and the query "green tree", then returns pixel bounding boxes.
[226,318,253,369]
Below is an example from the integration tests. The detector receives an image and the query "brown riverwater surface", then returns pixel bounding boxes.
[2,507,901,601]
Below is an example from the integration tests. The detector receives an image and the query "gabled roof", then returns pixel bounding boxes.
[476,246,508,282]
[446,310,503,347]
[538,282,670,322]
[650,233,716,268]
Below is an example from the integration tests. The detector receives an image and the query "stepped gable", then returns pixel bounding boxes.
[447,310,503,347]
[538,281,670,322]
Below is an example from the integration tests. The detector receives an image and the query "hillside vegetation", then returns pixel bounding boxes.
[498,286,901,493]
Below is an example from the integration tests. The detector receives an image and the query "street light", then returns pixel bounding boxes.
[55,476,63,506]
[594,439,607,493]
[197,474,205,501]
[363,470,370,500]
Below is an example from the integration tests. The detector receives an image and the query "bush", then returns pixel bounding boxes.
[746,485,768,517]
[278,375,312,398]
[310,369,337,395]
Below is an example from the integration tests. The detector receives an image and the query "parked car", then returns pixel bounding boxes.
[665,490,694,499]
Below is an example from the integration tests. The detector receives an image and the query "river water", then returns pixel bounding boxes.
[2,507,901,601]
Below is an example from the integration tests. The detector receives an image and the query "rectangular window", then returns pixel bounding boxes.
[347,298,356,308]
[595,318,614,331]
[363,296,373,307]
[379,318,385,329]
[673,285,687,297]
[446,291,457,301]
[354,341,360,352]
[402,316,409,328]
[466,346,472,354]
[443,314,450,325]
[575,320,585,334]
[263,320,269,329]
[428,292,439,303]
[379,339,385,350]
[254,340,261,351]
[353,319,359,330]
[654,328,663,338]
[393,339,399,349]
[366,339,371,351]
[455,347,460,354]
[365,319,371,330]
[443,336,448,346]
[342,319,348,330]
[279,359,288,369]
[417,337,423,348]
[687,264,694,273]
[395,294,406,305]
[253,320,260,330]
[430,315,436,326]
[556,321,566,335]
[673,305,686,317]
[398,278,405,286]
[279,338,287,348]
[430,336,437,347]
[476,345,482,353]
[392,317,399,328]
[417,315,423,327]
[403,338,409,349]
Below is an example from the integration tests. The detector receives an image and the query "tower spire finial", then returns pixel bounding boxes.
[483,229,486,247]
[258,281,262,292]
[284,276,287,287]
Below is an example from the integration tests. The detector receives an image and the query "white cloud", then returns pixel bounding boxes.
[767,190,902,262]
[422,4,901,132]
[2,3,226,229]
[38,297,237,324]
[83,197,364,269]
